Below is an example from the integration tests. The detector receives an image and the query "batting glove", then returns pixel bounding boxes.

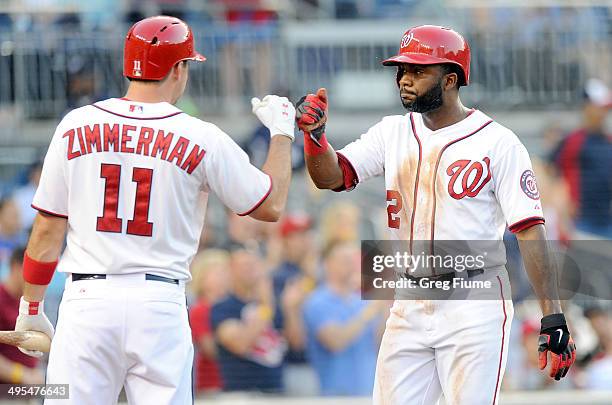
[538,313,576,380]
[296,89,328,147]
[251,95,295,141]
[15,297,54,358]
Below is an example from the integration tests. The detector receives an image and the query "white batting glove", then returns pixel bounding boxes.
[251,95,296,141]
[15,297,54,358]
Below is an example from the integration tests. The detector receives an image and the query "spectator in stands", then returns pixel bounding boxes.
[272,214,319,395]
[514,318,559,390]
[272,214,317,299]
[13,161,42,232]
[552,78,612,238]
[303,242,386,396]
[0,197,27,278]
[222,212,264,254]
[583,306,612,390]
[320,200,360,252]
[245,98,306,171]
[0,248,43,384]
[189,249,230,394]
[211,245,286,392]
[212,0,285,112]
[531,158,572,242]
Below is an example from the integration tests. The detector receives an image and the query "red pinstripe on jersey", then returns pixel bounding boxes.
[408,114,493,275]
[409,113,423,255]
[492,275,508,405]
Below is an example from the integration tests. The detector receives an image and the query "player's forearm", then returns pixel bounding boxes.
[305,145,344,190]
[26,214,66,262]
[258,136,292,221]
[23,214,67,302]
[516,224,563,316]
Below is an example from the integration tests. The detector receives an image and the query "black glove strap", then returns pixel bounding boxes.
[540,313,567,331]
[311,124,326,139]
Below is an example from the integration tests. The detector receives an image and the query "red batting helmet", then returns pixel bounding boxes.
[382,25,470,86]
[123,16,206,81]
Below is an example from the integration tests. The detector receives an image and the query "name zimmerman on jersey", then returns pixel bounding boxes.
[62,123,206,174]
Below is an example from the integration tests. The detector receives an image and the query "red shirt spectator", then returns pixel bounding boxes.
[0,285,37,372]
[189,301,222,391]
[0,247,42,385]
[215,0,278,23]
[188,249,230,393]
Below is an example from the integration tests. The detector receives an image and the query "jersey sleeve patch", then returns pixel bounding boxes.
[520,170,540,200]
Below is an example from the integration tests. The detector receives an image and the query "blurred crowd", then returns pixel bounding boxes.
[0,77,609,396]
[0,0,607,27]
[0,0,609,399]
[0,2,608,119]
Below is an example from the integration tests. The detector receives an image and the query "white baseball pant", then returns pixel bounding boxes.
[373,267,514,405]
[44,273,193,405]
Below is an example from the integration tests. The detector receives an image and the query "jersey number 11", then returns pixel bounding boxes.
[97,163,154,237]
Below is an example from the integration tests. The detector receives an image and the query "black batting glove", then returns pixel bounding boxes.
[296,92,327,147]
[538,313,577,380]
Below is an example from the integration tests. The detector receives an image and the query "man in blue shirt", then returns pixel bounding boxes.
[552,78,612,237]
[303,242,387,396]
[211,245,286,392]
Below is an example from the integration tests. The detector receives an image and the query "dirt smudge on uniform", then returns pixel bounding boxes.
[411,145,442,257]
[385,307,403,331]
[435,158,447,209]
[423,300,435,315]
[375,326,396,405]
[394,154,417,239]
[451,363,466,405]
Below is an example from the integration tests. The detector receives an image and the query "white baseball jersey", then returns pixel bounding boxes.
[338,109,543,251]
[33,98,271,280]
[338,110,525,404]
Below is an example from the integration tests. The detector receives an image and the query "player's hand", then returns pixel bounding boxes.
[296,88,328,147]
[14,297,54,358]
[538,313,576,380]
[251,95,295,141]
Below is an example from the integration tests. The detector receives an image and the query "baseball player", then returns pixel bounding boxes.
[296,25,576,404]
[13,16,295,405]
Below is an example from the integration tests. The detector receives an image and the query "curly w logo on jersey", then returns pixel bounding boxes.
[447,157,492,199]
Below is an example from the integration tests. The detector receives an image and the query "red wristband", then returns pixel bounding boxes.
[304,131,329,156]
[23,252,57,285]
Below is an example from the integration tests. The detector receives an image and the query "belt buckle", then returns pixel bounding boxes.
[429,273,453,282]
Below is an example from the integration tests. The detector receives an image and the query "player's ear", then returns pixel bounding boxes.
[170,62,183,81]
[443,71,458,91]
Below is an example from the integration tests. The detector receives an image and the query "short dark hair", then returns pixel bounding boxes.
[440,64,465,88]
